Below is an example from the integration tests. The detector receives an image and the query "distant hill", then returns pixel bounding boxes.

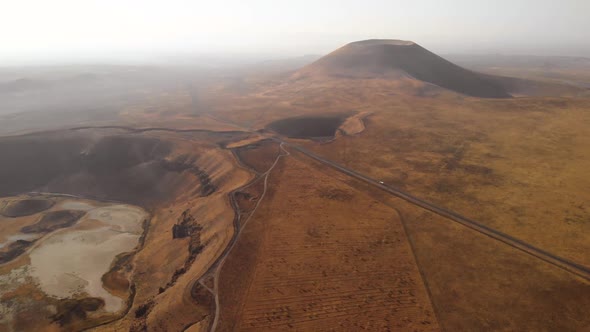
[256,54,322,72]
[0,73,100,94]
[444,54,590,71]
[295,39,512,98]
[446,54,590,93]
[0,78,49,93]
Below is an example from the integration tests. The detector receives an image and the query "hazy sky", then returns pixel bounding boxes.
[1,0,589,64]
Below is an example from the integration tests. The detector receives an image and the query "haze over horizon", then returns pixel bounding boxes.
[2,0,589,65]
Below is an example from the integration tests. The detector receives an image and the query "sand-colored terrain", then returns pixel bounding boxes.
[0,195,148,331]
[29,204,147,312]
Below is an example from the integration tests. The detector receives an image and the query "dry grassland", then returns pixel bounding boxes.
[336,175,590,331]
[302,94,590,267]
[217,148,439,331]
[208,73,590,267]
[193,72,590,330]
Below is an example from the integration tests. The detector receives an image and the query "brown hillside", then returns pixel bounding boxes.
[296,39,512,98]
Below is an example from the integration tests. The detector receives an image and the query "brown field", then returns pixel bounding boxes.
[205,54,590,269]
[180,42,590,331]
[336,175,590,331]
[213,140,590,331]
[234,139,282,174]
[217,148,439,331]
[400,202,590,332]
[300,95,590,267]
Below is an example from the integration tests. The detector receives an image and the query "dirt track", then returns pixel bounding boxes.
[205,143,289,332]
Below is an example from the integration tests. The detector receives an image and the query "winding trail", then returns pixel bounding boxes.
[205,143,290,332]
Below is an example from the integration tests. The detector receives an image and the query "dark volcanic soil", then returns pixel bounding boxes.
[234,139,281,173]
[267,116,344,138]
[52,297,105,326]
[299,39,512,98]
[0,131,206,206]
[1,198,54,217]
[0,239,34,264]
[21,210,86,234]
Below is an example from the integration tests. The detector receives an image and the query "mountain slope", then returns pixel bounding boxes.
[295,39,512,98]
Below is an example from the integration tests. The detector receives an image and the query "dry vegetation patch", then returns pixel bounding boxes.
[234,139,281,173]
[21,210,85,234]
[217,151,439,331]
[304,95,590,267]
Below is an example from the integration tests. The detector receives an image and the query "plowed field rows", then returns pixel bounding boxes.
[218,152,439,331]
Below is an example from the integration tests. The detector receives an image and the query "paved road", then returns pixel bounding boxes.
[278,139,590,282]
